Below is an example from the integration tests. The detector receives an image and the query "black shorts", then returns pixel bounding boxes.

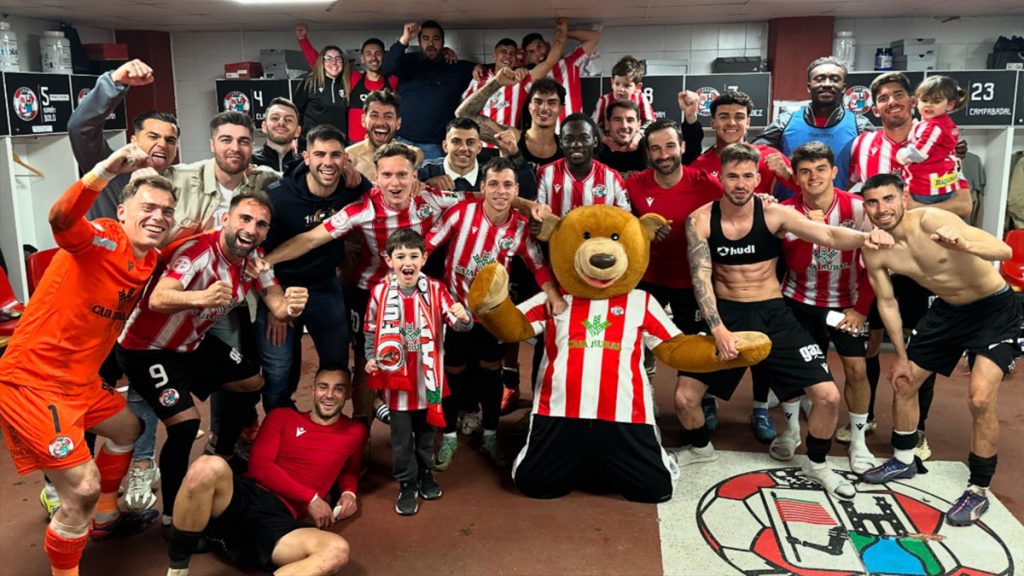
[785,297,867,358]
[637,283,705,335]
[908,286,1022,377]
[445,324,504,367]
[117,336,260,420]
[508,257,541,305]
[868,274,935,330]
[207,475,308,571]
[346,286,371,353]
[680,299,834,402]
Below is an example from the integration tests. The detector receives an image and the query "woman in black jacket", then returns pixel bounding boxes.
[294,44,351,148]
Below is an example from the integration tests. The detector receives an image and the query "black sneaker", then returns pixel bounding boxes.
[419,472,443,500]
[395,481,419,516]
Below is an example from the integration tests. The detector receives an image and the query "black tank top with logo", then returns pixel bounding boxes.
[709,196,781,265]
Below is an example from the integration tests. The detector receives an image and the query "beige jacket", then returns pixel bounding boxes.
[168,158,280,240]
[345,139,424,183]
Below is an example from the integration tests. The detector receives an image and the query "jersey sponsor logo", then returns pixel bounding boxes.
[91,286,140,322]
[401,323,422,351]
[569,314,620,350]
[696,87,720,117]
[296,426,307,437]
[583,314,611,336]
[717,245,756,257]
[47,435,75,460]
[798,343,825,362]
[844,85,873,114]
[812,245,843,271]
[13,87,38,121]
[159,388,180,407]
[223,91,250,114]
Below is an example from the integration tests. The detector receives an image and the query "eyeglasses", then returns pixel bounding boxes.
[323,56,345,64]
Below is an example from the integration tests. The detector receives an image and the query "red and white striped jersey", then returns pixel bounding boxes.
[901,114,963,198]
[849,130,903,185]
[550,46,588,120]
[591,89,656,130]
[323,187,464,290]
[364,276,459,411]
[520,289,681,424]
[426,198,554,302]
[689,143,796,195]
[461,69,529,148]
[119,231,277,353]
[780,189,874,314]
[536,158,631,216]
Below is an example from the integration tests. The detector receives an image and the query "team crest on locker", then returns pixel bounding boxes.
[223,91,250,114]
[696,87,720,117]
[13,87,39,121]
[696,467,1014,575]
[844,86,872,115]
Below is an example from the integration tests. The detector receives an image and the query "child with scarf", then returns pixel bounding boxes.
[364,228,472,516]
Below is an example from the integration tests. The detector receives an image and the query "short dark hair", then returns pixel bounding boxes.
[445,116,480,137]
[386,227,425,255]
[790,141,835,170]
[315,361,351,380]
[643,118,683,148]
[606,98,640,121]
[610,55,645,83]
[306,124,347,148]
[870,71,912,101]
[710,90,753,116]
[482,156,520,182]
[521,32,545,50]
[495,38,517,50]
[266,97,298,117]
[862,173,905,195]
[361,38,385,52]
[229,190,274,220]
[419,20,444,43]
[807,56,847,80]
[527,77,566,104]
[121,174,177,203]
[719,142,761,167]
[363,89,400,114]
[562,112,602,142]
[209,110,255,137]
[133,111,179,136]
[374,142,419,167]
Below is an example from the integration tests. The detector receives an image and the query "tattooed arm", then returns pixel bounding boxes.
[454,67,522,146]
[686,208,739,360]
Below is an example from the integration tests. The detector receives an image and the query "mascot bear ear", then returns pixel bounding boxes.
[536,214,561,242]
[638,213,668,244]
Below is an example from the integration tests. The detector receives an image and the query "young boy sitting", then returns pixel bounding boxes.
[592,55,657,144]
[364,228,473,516]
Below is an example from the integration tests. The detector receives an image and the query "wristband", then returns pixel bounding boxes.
[90,166,116,183]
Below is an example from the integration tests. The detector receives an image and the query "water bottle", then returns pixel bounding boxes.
[0,21,19,72]
[40,30,72,74]
[832,31,856,71]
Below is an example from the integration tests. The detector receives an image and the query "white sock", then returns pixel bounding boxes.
[968,484,988,496]
[443,432,456,440]
[751,400,768,410]
[162,514,173,526]
[848,412,869,445]
[482,429,496,437]
[806,458,827,471]
[49,517,89,538]
[781,399,802,437]
[894,429,917,464]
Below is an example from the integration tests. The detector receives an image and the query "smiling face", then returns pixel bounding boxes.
[418,27,444,61]
[528,90,562,129]
[132,118,179,173]
[312,369,349,421]
[719,159,760,207]
[807,63,846,108]
[220,198,271,261]
[322,48,345,79]
[862,184,906,231]
[560,120,597,170]
[710,103,750,147]
[493,43,517,71]
[443,127,481,172]
[210,123,254,177]
[119,184,176,252]
[374,155,417,210]
[361,43,384,73]
[645,127,683,176]
[261,103,300,146]
[304,138,347,190]
[607,106,639,146]
[872,81,914,129]
[794,157,837,199]
[363,101,400,148]
[386,245,426,288]
[524,38,550,65]
[482,168,518,214]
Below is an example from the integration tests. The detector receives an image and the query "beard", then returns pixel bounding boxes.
[653,154,681,176]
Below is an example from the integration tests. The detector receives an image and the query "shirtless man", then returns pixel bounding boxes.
[859,173,1020,526]
[680,143,893,499]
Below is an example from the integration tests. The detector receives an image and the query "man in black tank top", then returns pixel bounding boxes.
[674,143,893,501]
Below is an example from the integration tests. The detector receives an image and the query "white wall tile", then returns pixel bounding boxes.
[690,25,719,51]
[718,23,746,51]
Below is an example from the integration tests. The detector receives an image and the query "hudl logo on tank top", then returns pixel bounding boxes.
[716,245,756,257]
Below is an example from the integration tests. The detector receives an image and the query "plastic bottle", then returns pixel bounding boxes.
[40,30,72,74]
[832,31,856,71]
[874,47,893,71]
[0,21,19,72]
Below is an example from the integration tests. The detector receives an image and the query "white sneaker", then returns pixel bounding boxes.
[914,434,932,461]
[458,411,482,436]
[802,460,856,500]
[124,460,160,511]
[769,433,801,461]
[848,443,876,474]
[673,444,719,467]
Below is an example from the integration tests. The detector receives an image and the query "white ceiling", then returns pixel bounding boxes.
[1,0,1022,32]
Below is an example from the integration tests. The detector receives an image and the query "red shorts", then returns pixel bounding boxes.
[0,378,126,474]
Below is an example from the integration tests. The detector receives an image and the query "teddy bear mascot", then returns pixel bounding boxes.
[468,205,771,503]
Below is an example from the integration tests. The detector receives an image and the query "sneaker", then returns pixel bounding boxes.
[91,509,160,541]
[802,461,856,500]
[835,419,877,444]
[481,435,508,467]
[914,434,932,461]
[395,481,419,516]
[701,396,718,431]
[123,460,160,511]
[769,434,801,462]
[39,484,61,519]
[860,457,916,484]
[673,444,719,467]
[459,411,482,436]
[434,436,458,472]
[499,387,521,415]
[750,408,776,443]
[418,472,443,500]
[374,403,392,425]
[945,489,989,526]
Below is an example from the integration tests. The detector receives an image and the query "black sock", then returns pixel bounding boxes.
[866,355,880,420]
[806,433,831,464]
[479,367,503,431]
[167,527,203,569]
[690,424,710,448]
[967,452,998,488]
[160,418,201,516]
[917,373,937,432]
